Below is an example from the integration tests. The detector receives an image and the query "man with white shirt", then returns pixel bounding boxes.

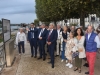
[38,24,47,61]
[85,25,100,75]
[16,28,26,55]
[56,24,62,56]
[27,23,38,58]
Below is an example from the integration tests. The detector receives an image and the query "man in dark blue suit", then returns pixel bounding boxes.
[38,24,48,61]
[47,23,57,68]
[27,23,38,58]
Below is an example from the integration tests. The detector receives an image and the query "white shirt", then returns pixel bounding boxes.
[88,33,100,48]
[31,28,34,38]
[38,28,45,38]
[57,29,60,39]
[16,32,27,45]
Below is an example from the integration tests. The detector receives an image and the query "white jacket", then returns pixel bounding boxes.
[75,36,86,58]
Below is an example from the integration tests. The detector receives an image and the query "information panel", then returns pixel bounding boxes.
[2,19,11,42]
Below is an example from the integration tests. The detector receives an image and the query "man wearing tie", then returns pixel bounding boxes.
[27,23,38,58]
[47,23,57,68]
[38,24,47,61]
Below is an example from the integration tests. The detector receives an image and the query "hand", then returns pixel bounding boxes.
[48,42,51,45]
[78,49,83,52]
[64,39,67,42]
[39,37,42,40]
[26,28,29,31]
[70,52,73,55]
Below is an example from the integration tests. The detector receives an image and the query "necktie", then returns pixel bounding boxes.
[48,30,52,41]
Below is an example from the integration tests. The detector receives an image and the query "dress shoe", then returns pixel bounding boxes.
[52,65,54,68]
[85,72,89,74]
[55,55,59,57]
[38,57,42,59]
[43,58,46,61]
[83,63,89,67]
[31,55,33,57]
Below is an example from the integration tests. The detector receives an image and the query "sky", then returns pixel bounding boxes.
[0,0,37,24]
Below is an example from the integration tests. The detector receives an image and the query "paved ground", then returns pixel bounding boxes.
[1,43,100,75]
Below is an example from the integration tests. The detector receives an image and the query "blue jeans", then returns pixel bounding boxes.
[61,41,66,60]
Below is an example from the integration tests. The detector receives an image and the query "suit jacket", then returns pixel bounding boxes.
[27,27,38,41]
[38,28,48,42]
[46,29,57,44]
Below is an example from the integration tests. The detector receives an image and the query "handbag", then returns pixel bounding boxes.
[72,51,79,58]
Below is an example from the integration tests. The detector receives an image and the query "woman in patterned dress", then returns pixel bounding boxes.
[65,31,77,68]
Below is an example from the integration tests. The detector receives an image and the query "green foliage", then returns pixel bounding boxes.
[34,19,39,26]
[0,20,2,24]
[35,0,100,27]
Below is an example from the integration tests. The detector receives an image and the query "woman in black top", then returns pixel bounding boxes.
[60,26,69,62]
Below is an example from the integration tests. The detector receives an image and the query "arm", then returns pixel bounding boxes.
[51,30,57,43]
[24,33,27,44]
[95,35,100,48]
[27,31,30,41]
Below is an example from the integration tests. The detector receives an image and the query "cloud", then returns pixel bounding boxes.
[0,0,37,23]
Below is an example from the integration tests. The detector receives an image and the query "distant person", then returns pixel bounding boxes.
[60,26,69,62]
[96,25,100,53]
[27,23,38,58]
[70,26,75,32]
[16,28,27,55]
[56,24,62,57]
[47,23,57,68]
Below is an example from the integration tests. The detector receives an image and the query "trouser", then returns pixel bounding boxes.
[48,43,55,67]
[56,39,60,55]
[29,39,37,56]
[38,40,46,59]
[61,42,66,59]
[18,41,25,53]
[86,52,96,75]
[75,56,82,68]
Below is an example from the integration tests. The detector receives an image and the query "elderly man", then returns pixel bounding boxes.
[85,25,100,75]
[56,24,62,57]
[47,23,57,68]
[38,24,48,61]
[16,28,27,55]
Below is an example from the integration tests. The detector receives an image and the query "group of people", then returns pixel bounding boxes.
[16,23,100,75]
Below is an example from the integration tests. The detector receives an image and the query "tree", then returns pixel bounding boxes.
[34,19,39,26]
[66,0,100,28]
[0,20,2,24]
[35,0,68,24]
[35,0,100,28]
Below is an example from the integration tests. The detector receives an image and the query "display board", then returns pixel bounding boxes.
[2,19,11,42]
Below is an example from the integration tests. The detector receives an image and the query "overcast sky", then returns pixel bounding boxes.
[0,0,36,24]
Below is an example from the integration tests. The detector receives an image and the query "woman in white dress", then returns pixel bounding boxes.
[65,32,77,68]
[74,28,86,73]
